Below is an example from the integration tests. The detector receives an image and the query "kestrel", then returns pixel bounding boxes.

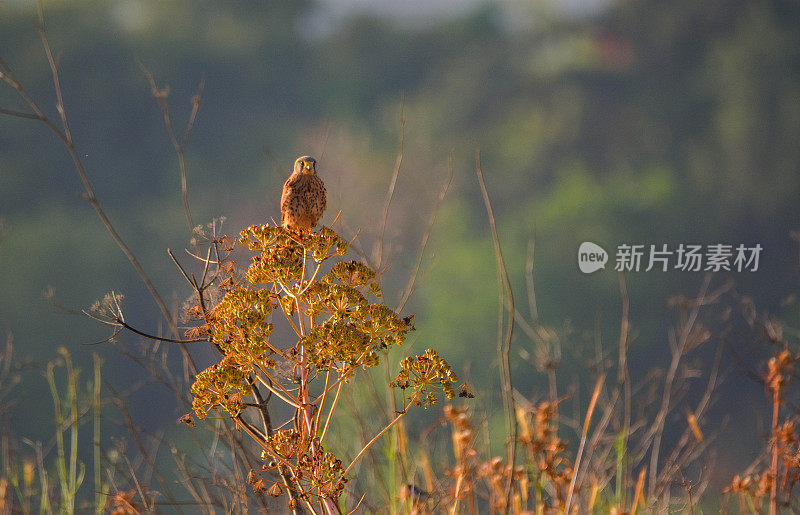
[280,156,327,231]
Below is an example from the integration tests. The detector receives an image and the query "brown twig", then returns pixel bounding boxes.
[770,375,780,515]
[138,60,204,232]
[565,373,606,513]
[375,98,404,271]
[0,107,41,119]
[82,311,206,344]
[396,150,453,313]
[475,149,517,512]
[647,276,711,498]
[618,272,632,507]
[524,236,539,324]
[0,11,184,350]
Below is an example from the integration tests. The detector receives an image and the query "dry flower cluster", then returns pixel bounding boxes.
[180,223,467,513]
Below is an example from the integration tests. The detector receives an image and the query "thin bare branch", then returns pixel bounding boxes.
[475,149,517,511]
[375,98,404,270]
[647,275,711,499]
[81,311,206,344]
[524,236,539,324]
[396,150,453,313]
[565,373,606,513]
[0,107,41,119]
[0,23,184,350]
[138,60,203,232]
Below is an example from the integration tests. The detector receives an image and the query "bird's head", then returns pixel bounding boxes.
[294,156,317,175]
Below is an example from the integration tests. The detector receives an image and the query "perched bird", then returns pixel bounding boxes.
[280,156,327,231]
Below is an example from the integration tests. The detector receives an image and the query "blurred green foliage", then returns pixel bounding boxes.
[1,0,799,497]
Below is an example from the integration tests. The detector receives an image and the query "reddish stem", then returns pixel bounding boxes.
[770,386,779,515]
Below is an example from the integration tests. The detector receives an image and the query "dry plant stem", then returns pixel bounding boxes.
[300,262,325,296]
[227,431,246,513]
[396,151,453,313]
[281,301,304,337]
[525,237,539,324]
[346,494,367,515]
[92,354,104,514]
[320,380,344,443]
[451,473,464,515]
[113,340,190,402]
[565,373,606,513]
[171,448,214,513]
[525,235,560,408]
[250,380,275,438]
[476,149,517,511]
[770,384,779,515]
[647,276,710,498]
[314,369,333,438]
[317,121,332,162]
[83,311,205,344]
[658,341,723,488]
[584,385,621,486]
[251,336,296,363]
[295,304,313,434]
[340,220,370,263]
[115,398,180,508]
[340,407,411,478]
[290,267,341,515]
[381,358,401,491]
[0,106,40,118]
[254,374,301,409]
[119,449,154,512]
[139,61,204,232]
[47,352,79,514]
[375,100,404,270]
[311,370,351,405]
[256,359,302,394]
[632,467,646,514]
[617,273,632,505]
[0,14,193,363]
[524,235,559,405]
[345,388,392,506]
[233,414,302,480]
